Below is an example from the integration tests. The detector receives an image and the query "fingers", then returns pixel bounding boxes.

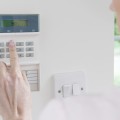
[8,40,20,73]
[0,62,7,78]
[0,62,7,88]
[22,71,30,87]
[22,71,27,81]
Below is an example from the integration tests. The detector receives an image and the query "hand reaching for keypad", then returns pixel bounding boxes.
[0,40,32,120]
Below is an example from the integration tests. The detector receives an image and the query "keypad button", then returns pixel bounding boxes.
[16,42,24,46]
[6,54,10,58]
[26,53,34,57]
[6,42,9,47]
[6,48,9,52]
[16,48,24,52]
[0,54,4,58]
[26,47,34,52]
[26,42,34,46]
[0,48,4,53]
[0,43,4,47]
[18,53,24,57]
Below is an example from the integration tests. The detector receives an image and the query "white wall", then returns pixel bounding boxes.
[0,0,114,120]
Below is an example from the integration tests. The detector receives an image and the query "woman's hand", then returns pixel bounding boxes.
[0,40,32,120]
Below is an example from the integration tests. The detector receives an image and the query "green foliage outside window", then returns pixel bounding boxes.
[114,17,120,36]
[114,17,120,86]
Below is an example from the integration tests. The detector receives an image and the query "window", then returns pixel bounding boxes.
[114,17,120,86]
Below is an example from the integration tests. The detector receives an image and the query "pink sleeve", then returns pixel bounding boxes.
[39,99,67,120]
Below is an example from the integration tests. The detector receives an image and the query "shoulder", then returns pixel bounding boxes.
[39,99,67,120]
[103,87,120,103]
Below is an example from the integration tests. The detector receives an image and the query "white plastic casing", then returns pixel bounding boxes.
[0,34,40,91]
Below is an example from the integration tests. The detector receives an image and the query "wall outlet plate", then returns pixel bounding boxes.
[53,71,86,98]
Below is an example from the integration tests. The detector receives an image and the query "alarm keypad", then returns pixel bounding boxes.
[0,41,34,59]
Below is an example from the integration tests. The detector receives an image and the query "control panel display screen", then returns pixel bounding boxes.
[3,20,28,27]
[0,14,39,33]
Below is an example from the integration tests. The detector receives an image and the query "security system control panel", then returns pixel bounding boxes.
[0,14,40,91]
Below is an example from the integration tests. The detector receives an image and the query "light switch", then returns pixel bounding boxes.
[62,85,72,97]
[54,71,85,98]
[73,84,81,96]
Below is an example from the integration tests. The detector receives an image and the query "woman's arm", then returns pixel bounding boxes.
[0,40,32,120]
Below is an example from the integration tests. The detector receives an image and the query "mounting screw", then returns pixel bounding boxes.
[58,90,61,93]
[81,87,84,91]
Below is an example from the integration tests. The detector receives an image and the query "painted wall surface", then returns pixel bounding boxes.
[0,0,114,120]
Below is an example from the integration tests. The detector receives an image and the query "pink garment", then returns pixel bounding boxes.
[39,88,120,120]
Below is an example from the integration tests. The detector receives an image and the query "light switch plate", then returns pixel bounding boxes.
[63,85,72,97]
[53,71,86,98]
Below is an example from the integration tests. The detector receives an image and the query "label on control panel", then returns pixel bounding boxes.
[21,64,40,91]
